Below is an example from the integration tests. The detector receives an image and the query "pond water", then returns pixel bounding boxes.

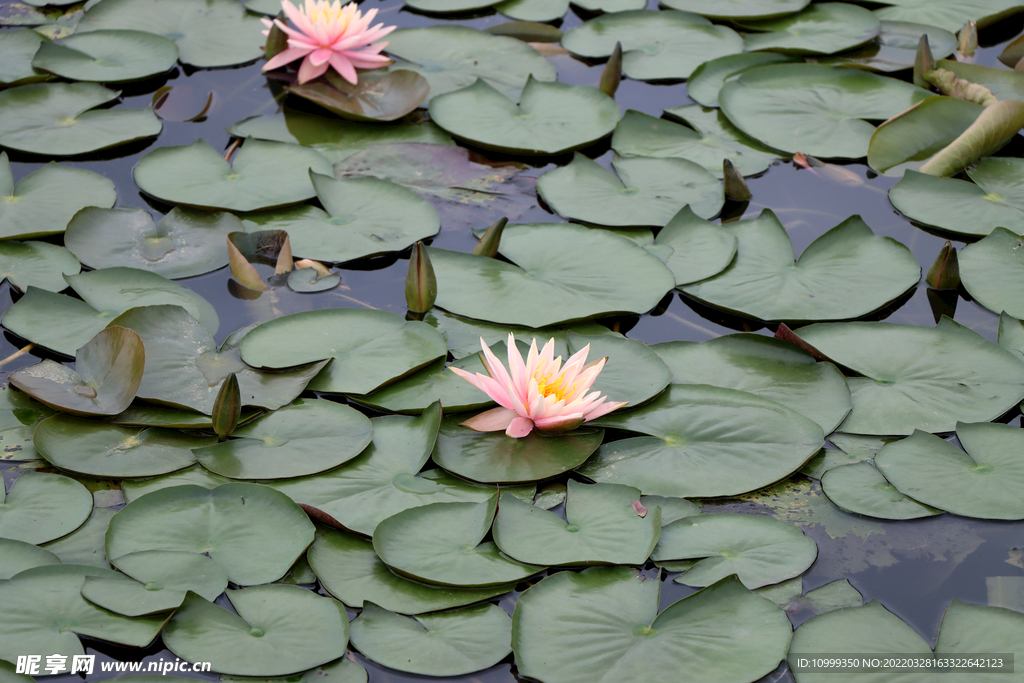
[2,0,1024,682]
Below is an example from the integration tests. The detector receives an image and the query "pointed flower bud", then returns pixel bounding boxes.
[926,242,960,290]
[473,217,507,258]
[405,241,437,313]
[212,373,241,438]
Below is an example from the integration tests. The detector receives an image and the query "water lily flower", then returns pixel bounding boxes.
[450,334,628,438]
[261,0,396,85]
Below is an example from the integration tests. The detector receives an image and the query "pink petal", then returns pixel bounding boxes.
[448,367,509,408]
[583,400,629,422]
[480,337,513,388]
[462,407,518,433]
[344,52,391,69]
[263,46,313,71]
[297,55,330,83]
[309,47,334,66]
[506,416,535,438]
[534,413,585,433]
[328,51,358,83]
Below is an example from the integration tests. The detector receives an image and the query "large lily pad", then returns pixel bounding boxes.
[0,538,60,580]
[0,470,92,544]
[936,59,1024,101]
[403,0,498,11]
[820,21,957,72]
[163,586,348,677]
[740,3,880,55]
[0,152,116,241]
[797,317,1024,435]
[0,385,54,462]
[959,227,1024,319]
[537,153,723,227]
[580,384,824,498]
[40,507,115,569]
[239,308,447,395]
[999,311,1024,363]
[513,569,792,683]
[686,52,800,108]
[650,206,737,286]
[820,460,942,519]
[105,482,315,585]
[285,70,429,123]
[0,29,47,87]
[867,97,984,175]
[0,241,79,292]
[566,332,670,408]
[681,211,920,322]
[870,0,1024,32]
[662,0,808,19]
[119,464,233,503]
[32,30,178,83]
[0,82,161,156]
[561,10,744,81]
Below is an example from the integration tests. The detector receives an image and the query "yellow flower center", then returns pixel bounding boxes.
[533,360,575,402]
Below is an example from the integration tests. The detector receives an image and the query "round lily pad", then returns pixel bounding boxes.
[561,10,744,81]
[495,0,569,20]
[40,507,115,569]
[798,317,1024,435]
[65,207,241,279]
[580,384,824,498]
[32,30,178,83]
[105,482,315,585]
[0,82,161,156]
[820,461,942,520]
[513,568,792,683]
[650,206,738,286]
[241,172,439,264]
[874,423,1024,520]
[285,70,430,123]
[566,332,670,408]
[686,52,800,108]
[819,20,958,72]
[871,0,1024,32]
[134,139,331,212]
[286,267,340,292]
[959,227,1024,319]
[0,470,91,544]
[681,211,920,322]
[351,602,512,677]
[373,498,545,587]
[403,0,498,11]
[0,29,48,87]
[740,3,880,55]
[661,0,809,19]
[120,464,233,503]
[0,152,116,241]
[239,308,447,395]
[718,63,928,158]
[0,538,60,580]
[163,586,348,677]
[192,398,372,480]
[493,481,661,566]
[309,527,515,614]
[0,241,79,292]
[429,78,619,155]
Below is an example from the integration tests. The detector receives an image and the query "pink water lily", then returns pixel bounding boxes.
[450,334,628,438]
[261,0,396,85]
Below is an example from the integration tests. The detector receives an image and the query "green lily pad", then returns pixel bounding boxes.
[959,227,1024,319]
[32,30,178,83]
[373,498,545,587]
[0,538,60,579]
[867,96,984,175]
[163,586,348,677]
[351,602,512,677]
[34,414,213,478]
[580,384,824,498]
[561,10,744,81]
[8,326,144,416]
[538,153,723,227]
[239,308,447,395]
[0,470,91,544]
[109,404,261,429]
[65,207,241,279]
[0,385,54,462]
[566,332,670,408]
[286,267,340,292]
[134,139,331,213]
[874,422,1024,520]
[652,513,817,589]
[385,26,556,101]
[75,0,266,68]
[935,59,1024,101]
[0,152,116,241]
[871,0,1024,32]
[650,206,738,286]
[820,460,942,519]
[661,0,809,19]
[0,82,161,156]
[429,78,619,155]
[192,398,372,480]
[81,550,228,616]
[493,481,660,566]
[403,0,498,11]
[652,334,852,434]
[0,240,79,292]
[775,578,864,615]
[0,564,166,671]
[309,527,515,614]
[495,0,568,20]
[285,70,430,123]
[740,3,880,55]
[642,495,700,525]
[0,29,47,87]
[681,211,920,322]
[798,317,1024,435]
[718,63,928,158]
[241,172,439,265]
[41,506,115,568]
[433,416,605,484]
[819,21,958,72]
[105,482,315,585]
[999,311,1024,363]
[120,464,233,503]
[430,222,676,327]
[513,569,792,683]
[534,482,567,510]
[686,52,800,108]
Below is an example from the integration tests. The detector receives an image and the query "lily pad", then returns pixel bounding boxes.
[75,0,266,68]
[874,422,1024,519]
[0,29,47,87]
[192,398,372,480]
[937,59,1024,101]
[538,153,723,227]
[105,482,315,585]
[580,384,824,498]
[40,507,115,568]
[0,82,161,156]
[566,333,670,408]
[740,3,880,55]
[32,30,178,83]
[241,172,439,265]
[959,227,1024,319]
[718,63,929,158]
[819,21,958,72]
[513,569,792,683]
[650,206,738,286]
[686,52,800,108]
[163,586,348,677]
[493,481,661,566]
[65,207,241,279]
[120,464,233,503]
[0,240,79,292]
[495,0,569,20]
[239,308,447,395]
[999,311,1024,363]
[134,139,331,212]
[661,0,809,19]
[0,538,60,579]
[867,96,984,175]
[798,317,1024,435]
[871,0,1024,32]
[350,602,512,676]
[0,470,92,544]
[0,385,54,462]
[403,0,498,11]
[429,78,619,155]
[820,460,942,519]
[681,211,920,322]
[652,513,817,589]
[286,267,340,292]
[561,10,744,81]
[0,152,116,241]
[109,404,261,430]
[286,70,429,123]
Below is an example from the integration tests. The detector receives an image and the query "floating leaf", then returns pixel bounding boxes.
[286,70,430,123]
[919,99,1024,177]
[0,538,60,580]
[819,21,957,72]
[40,507,115,568]
[650,206,738,286]
[0,470,91,544]
[740,3,880,55]
[0,241,79,292]
[32,30,178,83]
[871,0,1024,32]
[567,332,670,408]
[286,265,339,292]
[867,96,983,175]
[661,0,809,19]
[959,227,1024,319]
[821,460,942,519]
[686,52,800,108]
[0,29,48,87]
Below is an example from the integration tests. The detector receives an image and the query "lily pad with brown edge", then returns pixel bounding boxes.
[8,326,144,416]
[31,29,178,83]
[0,470,92,544]
[286,70,430,122]
[0,241,79,292]
[820,460,942,520]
